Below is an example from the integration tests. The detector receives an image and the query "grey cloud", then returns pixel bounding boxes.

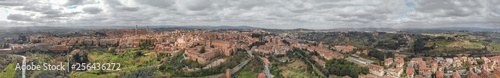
[134,0,175,9]
[18,4,53,12]
[80,15,109,21]
[324,17,371,24]
[237,0,265,9]
[7,14,33,21]
[175,11,212,16]
[43,12,81,19]
[64,0,84,6]
[118,16,152,21]
[42,10,60,15]
[267,9,293,18]
[16,3,79,19]
[289,8,313,13]
[338,13,387,21]
[0,0,25,6]
[104,0,139,12]
[2,0,500,29]
[179,0,213,11]
[82,7,102,14]
[119,7,139,12]
[114,12,159,21]
[416,0,484,17]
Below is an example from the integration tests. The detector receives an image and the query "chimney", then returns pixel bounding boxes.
[135,25,138,35]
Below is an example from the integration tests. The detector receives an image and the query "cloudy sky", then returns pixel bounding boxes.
[0,0,499,29]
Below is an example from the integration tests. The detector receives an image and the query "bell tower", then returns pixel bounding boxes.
[135,25,138,35]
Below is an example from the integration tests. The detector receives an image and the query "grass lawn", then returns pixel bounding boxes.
[155,71,167,76]
[491,43,500,52]
[0,63,16,78]
[71,48,160,77]
[235,70,258,78]
[278,59,319,78]
[70,71,117,78]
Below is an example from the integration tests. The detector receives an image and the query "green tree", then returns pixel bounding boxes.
[386,52,395,58]
[200,47,206,53]
[477,59,485,65]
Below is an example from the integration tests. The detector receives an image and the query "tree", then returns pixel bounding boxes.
[325,58,369,77]
[386,52,395,58]
[477,59,485,65]
[200,47,206,53]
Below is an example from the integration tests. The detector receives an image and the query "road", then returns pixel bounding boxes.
[230,56,252,74]
[262,63,274,78]
[347,57,373,66]
[10,54,26,78]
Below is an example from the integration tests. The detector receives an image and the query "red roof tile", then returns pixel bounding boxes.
[436,71,444,78]
[406,68,414,74]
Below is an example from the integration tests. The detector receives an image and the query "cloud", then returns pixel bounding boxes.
[134,0,175,9]
[64,0,84,6]
[7,14,33,21]
[0,0,27,6]
[104,0,139,12]
[177,0,213,11]
[0,0,499,29]
[82,7,102,14]
[415,0,484,17]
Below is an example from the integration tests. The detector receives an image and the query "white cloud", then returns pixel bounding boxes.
[0,0,498,29]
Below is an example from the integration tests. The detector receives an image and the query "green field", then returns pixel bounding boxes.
[235,70,258,78]
[70,71,118,78]
[70,48,160,77]
[278,60,319,78]
[491,43,500,52]
[0,63,16,78]
[296,52,325,77]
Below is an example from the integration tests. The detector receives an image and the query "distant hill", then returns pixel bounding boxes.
[150,26,264,30]
[319,27,499,32]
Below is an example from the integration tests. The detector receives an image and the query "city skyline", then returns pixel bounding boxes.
[0,0,500,29]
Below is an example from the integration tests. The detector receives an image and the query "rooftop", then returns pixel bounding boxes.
[436,71,444,78]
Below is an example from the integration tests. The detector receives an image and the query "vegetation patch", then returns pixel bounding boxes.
[0,63,16,78]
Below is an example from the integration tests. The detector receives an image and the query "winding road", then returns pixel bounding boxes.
[10,54,26,78]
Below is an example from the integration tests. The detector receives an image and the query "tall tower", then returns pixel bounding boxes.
[135,25,138,35]
[206,38,211,47]
[147,26,150,32]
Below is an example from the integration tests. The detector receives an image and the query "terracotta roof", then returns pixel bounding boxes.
[343,76,352,78]
[406,68,414,74]
[258,73,266,78]
[412,58,422,60]
[395,67,403,72]
[419,67,431,70]
[369,64,384,70]
[467,71,480,78]
[70,49,81,54]
[381,75,394,78]
[358,74,366,78]
[481,69,491,78]
[423,71,431,76]
[395,54,406,58]
[436,71,444,77]
[366,74,378,78]
[452,72,461,78]
[415,75,423,78]
[385,58,393,62]
[489,55,500,60]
